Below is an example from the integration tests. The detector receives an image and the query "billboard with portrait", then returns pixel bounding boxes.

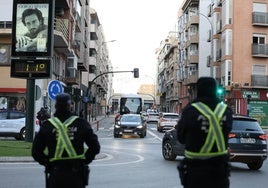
[11,0,53,57]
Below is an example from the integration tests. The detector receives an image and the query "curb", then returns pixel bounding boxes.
[0,153,107,163]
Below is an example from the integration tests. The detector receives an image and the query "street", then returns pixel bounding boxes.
[0,116,268,188]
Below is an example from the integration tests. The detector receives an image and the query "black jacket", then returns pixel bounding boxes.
[176,96,233,159]
[32,110,100,166]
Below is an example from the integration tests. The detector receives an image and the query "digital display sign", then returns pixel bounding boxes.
[11,58,51,78]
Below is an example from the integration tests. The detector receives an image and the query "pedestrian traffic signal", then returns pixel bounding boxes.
[133,68,139,78]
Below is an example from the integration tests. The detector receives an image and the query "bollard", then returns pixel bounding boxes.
[96,121,99,131]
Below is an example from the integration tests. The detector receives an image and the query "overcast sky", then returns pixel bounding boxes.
[90,0,183,94]
[0,0,184,94]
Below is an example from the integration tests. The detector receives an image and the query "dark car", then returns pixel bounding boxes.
[114,114,147,138]
[162,115,267,170]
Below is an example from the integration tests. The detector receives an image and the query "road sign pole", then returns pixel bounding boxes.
[25,78,36,142]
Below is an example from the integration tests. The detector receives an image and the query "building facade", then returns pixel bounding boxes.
[0,0,112,122]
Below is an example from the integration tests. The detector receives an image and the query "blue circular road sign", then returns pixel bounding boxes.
[47,80,63,100]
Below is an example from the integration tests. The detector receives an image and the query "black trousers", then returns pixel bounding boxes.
[47,167,85,188]
[179,158,230,188]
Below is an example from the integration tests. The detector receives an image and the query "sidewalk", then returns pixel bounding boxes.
[0,115,107,163]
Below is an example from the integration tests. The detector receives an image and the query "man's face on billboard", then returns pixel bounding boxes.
[24,14,41,35]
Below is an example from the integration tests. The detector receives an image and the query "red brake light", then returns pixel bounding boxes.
[228,133,236,138]
[259,134,267,140]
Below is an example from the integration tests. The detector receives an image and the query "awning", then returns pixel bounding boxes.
[0,88,26,93]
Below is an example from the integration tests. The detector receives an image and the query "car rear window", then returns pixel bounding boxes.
[232,119,262,131]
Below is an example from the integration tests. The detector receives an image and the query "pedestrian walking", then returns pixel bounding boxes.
[176,77,233,188]
[32,93,100,188]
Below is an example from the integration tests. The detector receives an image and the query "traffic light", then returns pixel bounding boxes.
[133,68,139,78]
[216,85,225,99]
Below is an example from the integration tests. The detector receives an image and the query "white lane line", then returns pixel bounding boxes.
[147,130,162,141]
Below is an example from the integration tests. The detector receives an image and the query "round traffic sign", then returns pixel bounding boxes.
[47,80,63,100]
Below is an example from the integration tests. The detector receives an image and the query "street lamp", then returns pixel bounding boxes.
[95,39,117,120]
[84,39,117,121]
[142,75,156,105]
[189,9,214,74]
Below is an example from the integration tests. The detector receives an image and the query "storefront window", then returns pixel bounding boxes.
[0,96,26,112]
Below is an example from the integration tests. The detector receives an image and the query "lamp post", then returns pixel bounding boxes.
[84,39,117,121]
[95,39,117,120]
[189,9,214,76]
[142,75,156,106]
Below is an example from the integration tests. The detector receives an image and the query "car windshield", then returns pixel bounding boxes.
[148,113,158,116]
[121,116,141,123]
[163,115,179,119]
[232,119,262,131]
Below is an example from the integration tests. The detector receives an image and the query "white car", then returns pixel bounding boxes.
[0,110,39,140]
[146,112,159,123]
[157,112,180,132]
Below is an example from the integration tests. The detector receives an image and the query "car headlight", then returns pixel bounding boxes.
[114,125,121,128]
[137,125,143,129]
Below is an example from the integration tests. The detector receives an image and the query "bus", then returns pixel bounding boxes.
[119,94,143,115]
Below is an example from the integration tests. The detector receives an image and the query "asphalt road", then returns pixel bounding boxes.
[0,116,267,188]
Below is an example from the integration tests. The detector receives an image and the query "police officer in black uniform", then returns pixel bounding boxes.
[32,93,100,188]
[176,77,233,188]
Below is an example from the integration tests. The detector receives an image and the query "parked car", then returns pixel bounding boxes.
[0,110,39,140]
[157,112,180,132]
[146,111,159,123]
[114,114,147,138]
[162,115,267,170]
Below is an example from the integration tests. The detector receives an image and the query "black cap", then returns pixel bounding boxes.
[197,77,217,97]
[55,93,72,106]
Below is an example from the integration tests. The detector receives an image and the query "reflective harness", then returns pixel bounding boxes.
[185,102,228,159]
[48,116,85,162]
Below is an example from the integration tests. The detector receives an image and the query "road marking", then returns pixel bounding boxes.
[147,129,162,141]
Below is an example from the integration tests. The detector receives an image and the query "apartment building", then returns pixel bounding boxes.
[156,33,179,113]
[0,1,112,121]
[173,0,268,128]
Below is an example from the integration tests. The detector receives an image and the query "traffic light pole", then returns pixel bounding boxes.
[84,69,139,121]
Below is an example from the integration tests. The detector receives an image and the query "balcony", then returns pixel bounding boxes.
[252,44,268,57]
[187,15,199,28]
[0,21,12,34]
[251,75,268,87]
[54,18,70,54]
[184,74,198,86]
[65,68,79,85]
[252,12,268,26]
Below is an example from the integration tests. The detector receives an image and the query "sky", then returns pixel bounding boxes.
[90,0,183,94]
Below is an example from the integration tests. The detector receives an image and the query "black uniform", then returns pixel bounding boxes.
[176,77,233,188]
[32,93,100,188]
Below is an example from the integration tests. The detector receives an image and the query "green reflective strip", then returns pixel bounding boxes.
[185,149,228,159]
[191,102,227,158]
[53,118,77,157]
[48,116,84,162]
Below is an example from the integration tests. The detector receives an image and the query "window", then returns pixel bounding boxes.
[0,44,11,64]
[253,34,266,44]
[253,3,267,12]
[252,65,266,75]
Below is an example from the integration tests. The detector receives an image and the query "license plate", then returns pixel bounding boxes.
[240,138,256,144]
[123,130,133,133]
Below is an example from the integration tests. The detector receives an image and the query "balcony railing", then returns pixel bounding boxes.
[252,12,268,26]
[54,18,69,47]
[251,75,268,87]
[0,21,12,29]
[65,68,79,85]
[252,43,268,57]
